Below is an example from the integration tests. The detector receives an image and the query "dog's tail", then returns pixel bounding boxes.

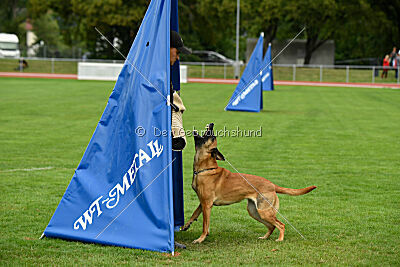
[275,185,317,196]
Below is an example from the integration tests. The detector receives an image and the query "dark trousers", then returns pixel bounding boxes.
[172,151,184,227]
[381,69,388,78]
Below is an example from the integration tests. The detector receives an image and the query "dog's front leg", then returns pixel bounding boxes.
[193,202,213,244]
[182,204,202,231]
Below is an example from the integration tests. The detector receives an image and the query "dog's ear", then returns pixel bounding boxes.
[212,148,225,161]
[216,148,225,161]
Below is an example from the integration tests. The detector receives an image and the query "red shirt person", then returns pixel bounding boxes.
[382,55,390,78]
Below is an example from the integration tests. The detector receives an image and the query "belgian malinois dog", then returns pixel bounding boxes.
[182,123,316,243]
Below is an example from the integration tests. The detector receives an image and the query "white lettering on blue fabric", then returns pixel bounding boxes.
[73,139,164,231]
[262,72,270,82]
[232,79,259,106]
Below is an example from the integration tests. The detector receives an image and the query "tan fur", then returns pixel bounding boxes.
[182,124,316,243]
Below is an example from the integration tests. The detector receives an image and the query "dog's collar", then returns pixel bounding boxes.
[193,167,217,176]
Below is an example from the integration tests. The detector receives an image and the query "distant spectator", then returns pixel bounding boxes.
[397,51,400,79]
[14,59,28,71]
[390,47,397,64]
[394,52,399,79]
[389,47,398,78]
[382,55,389,78]
[22,59,28,68]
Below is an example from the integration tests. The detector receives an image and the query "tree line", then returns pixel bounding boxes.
[1,0,399,64]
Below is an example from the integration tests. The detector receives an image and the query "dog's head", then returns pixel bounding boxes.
[193,123,225,161]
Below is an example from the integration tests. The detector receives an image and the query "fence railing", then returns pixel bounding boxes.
[181,62,400,84]
[1,57,399,84]
[0,57,124,75]
[274,64,400,84]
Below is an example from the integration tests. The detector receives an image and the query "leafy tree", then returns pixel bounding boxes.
[0,0,27,33]
[29,0,84,56]
[369,0,400,50]
[242,0,284,52]
[282,0,339,64]
[187,0,237,58]
[28,0,149,59]
[178,0,202,51]
[0,0,28,51]
[334,0,392,64]
[71,0,149,58]
[24,0,400,63]
[33,11,64,47]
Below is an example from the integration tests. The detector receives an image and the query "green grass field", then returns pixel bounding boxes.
[0,58,77,74]
[0,77,399,265]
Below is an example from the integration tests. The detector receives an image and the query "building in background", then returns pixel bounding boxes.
[246,38,335,65]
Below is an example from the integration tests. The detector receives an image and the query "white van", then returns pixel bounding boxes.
[0,33,20,58]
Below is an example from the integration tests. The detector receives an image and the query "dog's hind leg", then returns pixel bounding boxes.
[258,226,276,240]
[247,199,276,239]
[257,210,285,241]
[182,204,202,231]
[256,195,285,241]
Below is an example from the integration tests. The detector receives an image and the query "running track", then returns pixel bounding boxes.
[0,72,77,79]
[1,72,399,89]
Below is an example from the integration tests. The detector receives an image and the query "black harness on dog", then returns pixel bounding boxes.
[193,167,218,176]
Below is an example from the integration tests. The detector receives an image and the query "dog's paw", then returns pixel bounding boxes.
[258,233,272,240]
[192,237,205,244]
[275,239,283,242]
[181,223,191,231]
